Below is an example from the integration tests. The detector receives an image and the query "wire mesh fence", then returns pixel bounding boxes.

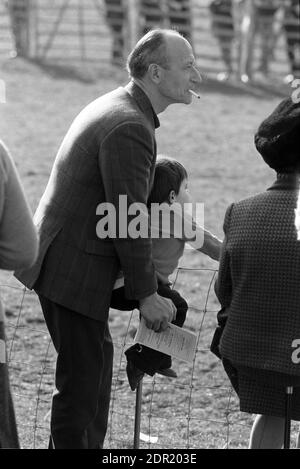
[2,263,299,449]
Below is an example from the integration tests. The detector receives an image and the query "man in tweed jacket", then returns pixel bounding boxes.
[15,29,201,449]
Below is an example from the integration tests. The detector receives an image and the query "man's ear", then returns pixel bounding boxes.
[168,190,176,204]
[148,63,163,84]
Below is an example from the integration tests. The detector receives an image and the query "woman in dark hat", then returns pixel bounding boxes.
[215,97,300,449]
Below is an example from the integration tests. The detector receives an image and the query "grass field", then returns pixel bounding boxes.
[0,51,299,449]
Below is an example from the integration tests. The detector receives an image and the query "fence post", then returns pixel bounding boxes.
[133,378,143,449]
[284,386,293,449]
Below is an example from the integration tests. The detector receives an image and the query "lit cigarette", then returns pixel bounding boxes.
[189,89,201,99]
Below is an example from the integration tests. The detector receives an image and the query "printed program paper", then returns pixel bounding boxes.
[134,318,197,363]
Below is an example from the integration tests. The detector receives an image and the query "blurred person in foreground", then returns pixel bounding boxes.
[110,156,221,390]
[0,140,38,448]
[214,97,300,449]
[14,29,202,449]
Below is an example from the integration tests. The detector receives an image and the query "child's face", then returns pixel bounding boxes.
[172,178,191,206]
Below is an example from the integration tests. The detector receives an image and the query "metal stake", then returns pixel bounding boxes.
[284,386,293,449]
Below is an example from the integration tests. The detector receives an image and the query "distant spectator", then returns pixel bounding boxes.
[169,0,192,43]
[7,0,30,58]
[141,0,162,34]
[0,140,38,448]
[237,0,281,83]
[283,0,300,84]
[103,0,125,65]
[209,0,235,81]
[234,0,282,83]
[141,1,192,42]
[254,0,282,76]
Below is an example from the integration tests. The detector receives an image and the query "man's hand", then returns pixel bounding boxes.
[139,293,176,332]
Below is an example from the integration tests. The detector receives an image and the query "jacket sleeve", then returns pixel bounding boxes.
[0,142,39,271]
[99,121,157,300]
[215,203,234,308]
[195,228,222,261]
[178,206,222,260]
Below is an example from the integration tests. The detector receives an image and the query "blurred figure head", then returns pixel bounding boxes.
[254,97,300,173]
[127,29,202,112]
[147,156,190,207]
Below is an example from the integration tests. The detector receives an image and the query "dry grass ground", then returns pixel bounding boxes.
[0,54,299,449]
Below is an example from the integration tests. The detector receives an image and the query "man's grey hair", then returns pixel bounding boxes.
[126,29,181,80]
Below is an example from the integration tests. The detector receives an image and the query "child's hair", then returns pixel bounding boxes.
[147,156,188,206]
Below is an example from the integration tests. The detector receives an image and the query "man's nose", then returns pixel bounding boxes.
[191,65,202,86]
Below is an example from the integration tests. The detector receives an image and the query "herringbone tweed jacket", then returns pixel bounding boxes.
[15,82,159,320]
[216,173,300,376]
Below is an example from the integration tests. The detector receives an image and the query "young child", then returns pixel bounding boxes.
[209,0,235,81]
[110,156,222,391]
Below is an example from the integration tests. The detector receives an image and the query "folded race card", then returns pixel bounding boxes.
[134,318,197,363]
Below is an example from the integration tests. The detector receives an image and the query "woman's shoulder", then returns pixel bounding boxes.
[233,190,271,210]
[225,192,273,226]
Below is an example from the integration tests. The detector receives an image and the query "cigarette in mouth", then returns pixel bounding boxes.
[189,89,201,99]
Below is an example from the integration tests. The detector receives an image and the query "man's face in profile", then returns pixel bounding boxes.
[158,35,202,106]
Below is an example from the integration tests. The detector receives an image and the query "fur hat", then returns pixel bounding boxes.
[254,97,300,172]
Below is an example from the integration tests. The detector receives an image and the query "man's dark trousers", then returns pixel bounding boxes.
[38,295,113,449]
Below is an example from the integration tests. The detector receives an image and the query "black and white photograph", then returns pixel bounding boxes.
[0,0,300,453]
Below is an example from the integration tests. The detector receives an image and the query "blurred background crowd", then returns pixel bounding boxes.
[4,0,300,85]
[209,0,300,84]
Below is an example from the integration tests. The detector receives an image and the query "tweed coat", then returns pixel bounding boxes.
[15,82,159,321]
[216,174,300,377]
